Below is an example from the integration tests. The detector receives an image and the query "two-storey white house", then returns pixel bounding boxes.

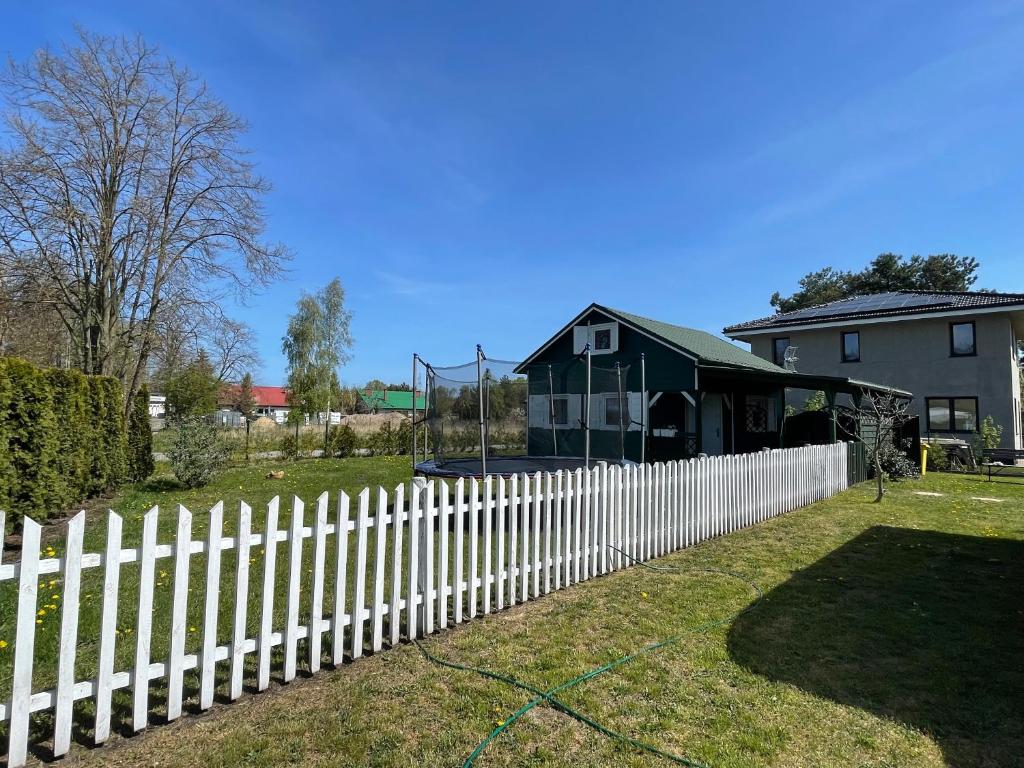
[724,291,1024,450]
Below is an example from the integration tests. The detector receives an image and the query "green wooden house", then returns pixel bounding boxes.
[358,389,426,414]
[516,304,909,463]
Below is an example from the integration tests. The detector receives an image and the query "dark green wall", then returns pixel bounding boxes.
[524,309,697,461]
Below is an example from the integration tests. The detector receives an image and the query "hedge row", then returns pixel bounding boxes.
[0,358,127,522]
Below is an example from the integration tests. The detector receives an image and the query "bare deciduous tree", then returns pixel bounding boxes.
[0,28,287,414]
[834,387,913,502]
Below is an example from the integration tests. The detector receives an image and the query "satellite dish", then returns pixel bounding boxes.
[783,346,799,371]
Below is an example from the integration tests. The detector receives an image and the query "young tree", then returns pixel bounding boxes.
[234,372,257,462]
[835,388,913,503]
[282,278,353,456]
[0,29,288,416]
[127,384,155,482]
[164,351,219,420]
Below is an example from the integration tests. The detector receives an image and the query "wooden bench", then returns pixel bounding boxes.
[981,448,1024,480]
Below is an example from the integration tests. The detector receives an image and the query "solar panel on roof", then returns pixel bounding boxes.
[779,292,955,322]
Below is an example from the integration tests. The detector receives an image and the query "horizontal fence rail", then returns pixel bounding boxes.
[0,443,852,765]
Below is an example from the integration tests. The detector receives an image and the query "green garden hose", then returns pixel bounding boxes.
[414,546,765,767]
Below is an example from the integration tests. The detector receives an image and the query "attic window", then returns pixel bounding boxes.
[573,322,619,355]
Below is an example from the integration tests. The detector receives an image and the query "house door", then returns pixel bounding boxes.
[702,393,724,455]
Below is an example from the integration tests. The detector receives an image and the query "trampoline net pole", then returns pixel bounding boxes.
[548,365,557,457]
[412,353,418,473]
[585,340,591,470]
[616,362,625,461]
[477,344,487,477]
[640,353,646,465]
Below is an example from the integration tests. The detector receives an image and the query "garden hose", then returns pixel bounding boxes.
[414,545,765,767]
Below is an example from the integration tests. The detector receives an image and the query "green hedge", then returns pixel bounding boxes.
[0,358,127,522]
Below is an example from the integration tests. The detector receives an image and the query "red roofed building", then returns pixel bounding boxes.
[219,384,293,423]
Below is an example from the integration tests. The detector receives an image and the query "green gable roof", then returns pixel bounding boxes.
[600,306,790,374]
[359,390,425,411]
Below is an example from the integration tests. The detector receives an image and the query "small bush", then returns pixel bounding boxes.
[169,417,228,488]
[926,440,949,471]
[869,438,919,481]
[279,433,300,460]
[326,424,358,457]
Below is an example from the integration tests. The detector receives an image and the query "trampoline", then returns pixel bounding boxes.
[411,341,646,479]
[414,455,636,479]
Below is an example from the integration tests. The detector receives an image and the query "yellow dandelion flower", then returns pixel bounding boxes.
[51,594,60,600]
[189,626,196,632]
[0,640,7,649]
[37,609,46,617]
[36,619,42,625]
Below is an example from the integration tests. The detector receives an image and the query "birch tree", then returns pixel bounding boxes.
[0,29,287,415]
[282,278,353,454]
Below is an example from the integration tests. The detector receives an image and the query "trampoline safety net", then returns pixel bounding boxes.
[423,353,527,466]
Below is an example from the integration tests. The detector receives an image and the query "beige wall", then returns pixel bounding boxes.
[742,312,1022,449]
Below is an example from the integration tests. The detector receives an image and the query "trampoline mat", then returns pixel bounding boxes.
[414,455,635,478]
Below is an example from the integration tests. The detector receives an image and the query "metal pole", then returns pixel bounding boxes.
[412,353,418,474]
[616,362,625,461]
[640,353,646,465]
[548,364,557,456]
[477,344,487,477]
[421,373,430,465]
[585,342,591,470]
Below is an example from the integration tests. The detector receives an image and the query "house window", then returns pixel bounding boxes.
[950,322,976,357]
[841,331,860,362]
[745,395,777,433]
[772,337,791,366]
[926,397,978,433]
[552,397,568,426]
[594,328,612,351]
[605,396,625,427]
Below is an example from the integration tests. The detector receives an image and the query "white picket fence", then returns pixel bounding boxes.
[0,443,851,765]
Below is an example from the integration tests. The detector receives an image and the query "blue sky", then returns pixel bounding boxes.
[6,2,1024,386]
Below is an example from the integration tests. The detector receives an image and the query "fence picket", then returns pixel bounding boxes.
[332,492,350,664]
[230,502,252,699]
[454,479,465,623]
[200,502,224,707]
[496,476,507,610]
[483,476,493,614]
[438,480,451,628]
[133,507,159,728]
[508,473,519,606]
[94,511,123,744]
[167,505,194,721]
[468,478,479,617]
[309,493,329,671]
[351,489,370,659]
[8,518,40,767]
[53,511,84,757]
[407,482,421,638]
[390,484,406,644]
[543,472,553,593]
[371,487,389,652]
[423,481,435,633]
[532,473,542,597]
[258,497,280,689]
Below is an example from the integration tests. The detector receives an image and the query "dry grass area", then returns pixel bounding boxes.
[46,471,1023,768]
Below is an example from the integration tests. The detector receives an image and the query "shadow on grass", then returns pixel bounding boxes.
[728,526,1024,767]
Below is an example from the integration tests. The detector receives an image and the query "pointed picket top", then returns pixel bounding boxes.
[9,516,42,767]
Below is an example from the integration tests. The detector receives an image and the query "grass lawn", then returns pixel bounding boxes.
[47,470,1023,768]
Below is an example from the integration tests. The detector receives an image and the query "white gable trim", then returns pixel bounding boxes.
[517,304,698,371]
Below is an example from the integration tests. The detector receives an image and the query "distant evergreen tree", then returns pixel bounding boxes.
[127,385,155,483]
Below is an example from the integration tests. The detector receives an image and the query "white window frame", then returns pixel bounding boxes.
[573,322,619,355]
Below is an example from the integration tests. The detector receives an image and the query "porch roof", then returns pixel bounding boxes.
[697,363,913,398]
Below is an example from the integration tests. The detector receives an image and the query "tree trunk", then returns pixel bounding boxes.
[323,396,331,457]
[873,448,885,503]
[245,420,250,464]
